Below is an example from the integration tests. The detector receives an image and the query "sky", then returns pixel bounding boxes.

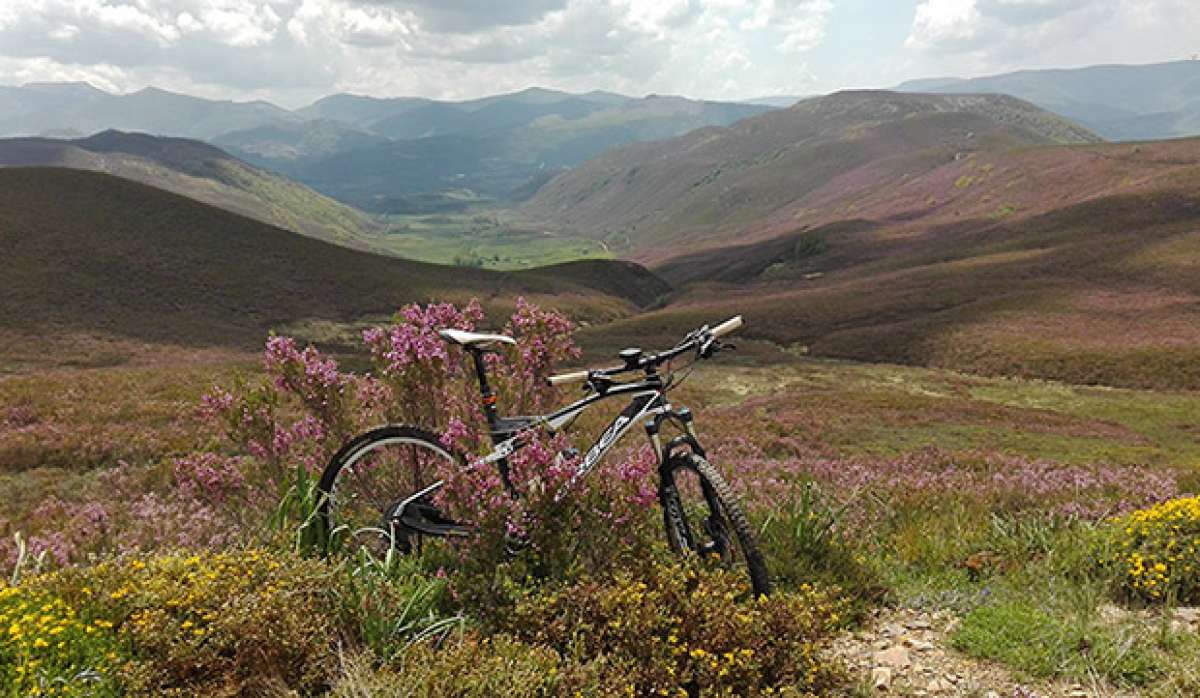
[0,0,1196,108]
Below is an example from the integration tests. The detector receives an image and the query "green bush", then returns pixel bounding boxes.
[757,481,885,609]
[334,548,461,663]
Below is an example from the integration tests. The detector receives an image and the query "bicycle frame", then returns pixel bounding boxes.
[467,348,699,493]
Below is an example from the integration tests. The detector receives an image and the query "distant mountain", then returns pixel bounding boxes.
[896,60,1200,141]
[0,82,775,212]
[229,91,773,213]
[295,94,435,129]
[212,119,390,162]
[0,167,668,347]
[0,83,296,139]
[741,95,807,108]
[0,131,376,249]
[520,90,1101,262]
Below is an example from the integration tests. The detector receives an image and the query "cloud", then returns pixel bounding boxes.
[902,0,1197,79]
[366,0,571,33]
[906,0,982,49]
[0,0,838,105]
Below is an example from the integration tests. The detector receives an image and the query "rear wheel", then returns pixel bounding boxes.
[660,452,771,597]
[318,425,461,556]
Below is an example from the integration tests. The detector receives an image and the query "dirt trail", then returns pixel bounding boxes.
[830,607,1140,698]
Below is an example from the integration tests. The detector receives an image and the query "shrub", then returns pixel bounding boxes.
[757,481,885,608]
[1105,495,1200,604]
[206,299,664,607]
[332,635,612,698]
[334,548,461,663]
[0,585,129,697]
[32,549,340,696]
[503,562,847,696]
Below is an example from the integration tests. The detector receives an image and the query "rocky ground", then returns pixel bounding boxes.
[827,606,1200,697]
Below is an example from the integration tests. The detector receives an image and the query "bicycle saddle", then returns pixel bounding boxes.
[438,329,517,348]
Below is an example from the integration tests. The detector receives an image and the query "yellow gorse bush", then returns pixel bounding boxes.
[507,562,846,696]
[0,585,125,697]
[31,548,340,697]
[1108,495,1200,603]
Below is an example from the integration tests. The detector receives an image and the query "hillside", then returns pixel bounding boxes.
[0,168,668,349]
[593,137,1200,390]
[0,131,379,250]
[520,91,1101,261]
[896,60,1200,141]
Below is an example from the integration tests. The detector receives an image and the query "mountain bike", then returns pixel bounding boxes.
[317,316,770,596]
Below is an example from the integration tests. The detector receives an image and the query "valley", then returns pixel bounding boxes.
[6,58,1200,696]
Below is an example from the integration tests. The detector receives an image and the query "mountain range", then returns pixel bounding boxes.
[5,79,1200,390]
[896,60,1200,141]
[0,83,770,213]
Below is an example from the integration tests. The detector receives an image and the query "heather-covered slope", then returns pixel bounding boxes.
[607,138,1200,390]
[0,168,667,347]
[0,131,378,250]
[520,91,1100,262]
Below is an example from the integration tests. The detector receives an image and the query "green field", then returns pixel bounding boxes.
[372,211,611,269]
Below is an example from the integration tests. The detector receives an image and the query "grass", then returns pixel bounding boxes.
[373,211,611,270]
[952,596,1166,685]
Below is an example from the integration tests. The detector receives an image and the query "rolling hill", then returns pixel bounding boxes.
[0,167,668,350]
[0,131,380,250]
[520,91,1101,262]
[896,60,1200,141]
[587,136,1200,390]
[518,89,1200,389]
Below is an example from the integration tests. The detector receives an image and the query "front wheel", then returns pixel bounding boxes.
[660,452,771,597]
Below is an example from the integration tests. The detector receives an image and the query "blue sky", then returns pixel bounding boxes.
[0,0,1196,107]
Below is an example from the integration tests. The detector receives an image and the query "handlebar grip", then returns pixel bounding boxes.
[710,315,744,339]
[547,370,589,386]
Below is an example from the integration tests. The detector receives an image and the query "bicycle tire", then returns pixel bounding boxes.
[660,452,772,597]
[318,424,459,554]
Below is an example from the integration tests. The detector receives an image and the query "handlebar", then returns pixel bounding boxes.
[711,315,743,339]
[547,370,589,386]
[546,315,743,386]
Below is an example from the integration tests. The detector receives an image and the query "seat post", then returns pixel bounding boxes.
[468,348,500,433]
[468,347,517,494]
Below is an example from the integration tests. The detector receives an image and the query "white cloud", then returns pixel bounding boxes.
[0,0,839,104]
[906,0,982,49]
[48,24,82,40]
[903,0,1197,76]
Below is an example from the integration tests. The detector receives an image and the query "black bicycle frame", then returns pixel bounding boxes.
[465,347,696,493]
